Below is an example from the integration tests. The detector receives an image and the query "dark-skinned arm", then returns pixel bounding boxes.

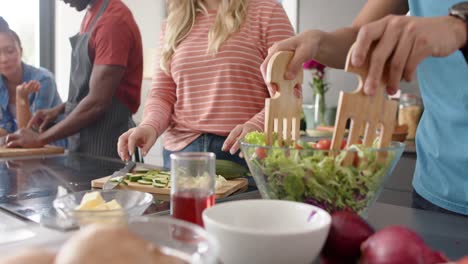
[37,65,125,144]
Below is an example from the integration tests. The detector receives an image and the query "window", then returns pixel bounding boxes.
[0,0,41,66]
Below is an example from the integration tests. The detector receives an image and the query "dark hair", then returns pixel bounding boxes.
[0,17,9,31]
[0,16,22,49]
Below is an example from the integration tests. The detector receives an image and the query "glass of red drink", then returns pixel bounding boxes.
[170,152,216,227]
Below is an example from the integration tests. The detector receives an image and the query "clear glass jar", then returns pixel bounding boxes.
[398,93,423,140]
[314,93,326,127]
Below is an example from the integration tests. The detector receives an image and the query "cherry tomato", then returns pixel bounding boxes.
[316,139,331,150]
[255,147,267,159]
[353,155,360,167]
[308,142,317,148]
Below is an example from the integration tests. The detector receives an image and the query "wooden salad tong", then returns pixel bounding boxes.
[331,44,398,165]
[265,51,303,146]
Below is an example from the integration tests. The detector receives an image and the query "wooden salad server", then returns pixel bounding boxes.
[331,44,398,165]
[265,51,304,146]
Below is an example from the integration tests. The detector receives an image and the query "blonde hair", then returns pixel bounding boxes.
[160,0,248,74]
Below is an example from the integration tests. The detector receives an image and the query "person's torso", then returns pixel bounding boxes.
[0,63,62,133]
[81,0,143,113]
[165,0,293,149]
[65,0,137,158]
[409,0,468,214]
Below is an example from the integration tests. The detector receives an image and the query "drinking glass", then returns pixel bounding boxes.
[170,152,216,227]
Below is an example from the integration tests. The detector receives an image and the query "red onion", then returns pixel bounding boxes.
[320,211,375,263]
[360,226,448,264]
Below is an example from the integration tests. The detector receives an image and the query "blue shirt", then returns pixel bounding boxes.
[0,63,67,148]
[409,0,468,215]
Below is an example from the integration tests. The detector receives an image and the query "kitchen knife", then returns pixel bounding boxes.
[102,161,136,190]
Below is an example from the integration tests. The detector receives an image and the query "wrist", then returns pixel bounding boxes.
[57,103,66,114]
[448,1,468,48]
[16,92,28,102]
[312,30,326,59]
[139,124,159,137]
[464,23,468,49]
[37,133,49,146]
[447,15,467,49]
[16,97,28,106]
[37,130,52,146]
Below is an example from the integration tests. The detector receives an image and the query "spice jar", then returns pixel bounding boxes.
[398,93,423,140]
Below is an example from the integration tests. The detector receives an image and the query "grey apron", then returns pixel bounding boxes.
[65,0,135,158]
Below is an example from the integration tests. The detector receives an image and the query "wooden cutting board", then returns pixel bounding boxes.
[0,145,65,158]
[91,176,249,199]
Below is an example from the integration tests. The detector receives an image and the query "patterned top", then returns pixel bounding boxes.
[0,63,66,147]
[141,0,295,151]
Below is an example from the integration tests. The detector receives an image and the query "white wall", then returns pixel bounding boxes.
[55,1,84,100]
[298,0,420,106]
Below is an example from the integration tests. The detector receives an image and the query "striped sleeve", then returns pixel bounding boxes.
[244,2,295,131]
[140,28,177,137]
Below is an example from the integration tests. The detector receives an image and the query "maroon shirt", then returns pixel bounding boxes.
[81,0,143,113]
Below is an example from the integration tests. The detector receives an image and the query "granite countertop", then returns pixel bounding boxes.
[0,152,466,259]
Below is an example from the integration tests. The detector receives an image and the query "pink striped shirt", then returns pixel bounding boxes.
[141,0,294,151]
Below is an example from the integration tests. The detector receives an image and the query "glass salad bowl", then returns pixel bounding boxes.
[240,133,405,216]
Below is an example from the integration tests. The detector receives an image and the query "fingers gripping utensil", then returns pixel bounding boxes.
[265,51,303,146]
[331,44,398,165]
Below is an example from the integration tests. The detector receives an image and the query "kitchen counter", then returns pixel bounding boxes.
[0,152,466,259]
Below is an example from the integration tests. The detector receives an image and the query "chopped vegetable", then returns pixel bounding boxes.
[112,169,228,190]
[215,159,249,179]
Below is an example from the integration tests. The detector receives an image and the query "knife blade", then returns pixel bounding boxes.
[102,161,136,190]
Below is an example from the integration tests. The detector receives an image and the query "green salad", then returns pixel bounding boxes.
[242,132,396,214]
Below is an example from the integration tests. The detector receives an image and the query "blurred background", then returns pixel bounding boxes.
[0,0,421,165]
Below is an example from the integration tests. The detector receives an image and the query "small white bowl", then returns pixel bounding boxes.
[202,199,331,264]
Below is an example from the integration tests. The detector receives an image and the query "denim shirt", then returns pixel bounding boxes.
[0,63,66,147]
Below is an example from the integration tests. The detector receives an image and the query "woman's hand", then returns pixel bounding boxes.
[352,15,468,95]
[5,128,45,148]
[28,104,64,132]
[117,125,158,161]
[222,123,259,157]
[16,81,40,100]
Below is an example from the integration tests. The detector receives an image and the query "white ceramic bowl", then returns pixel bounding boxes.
[202,199,331,264]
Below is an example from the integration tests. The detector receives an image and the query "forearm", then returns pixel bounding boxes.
[314,28,359,69]
[53,103,66,115]
[16,95,31,129]
[38,98,109,144]
[140,86,176,136]
[140,101,172,137]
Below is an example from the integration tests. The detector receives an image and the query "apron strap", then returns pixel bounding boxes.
[85,0,110,33]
